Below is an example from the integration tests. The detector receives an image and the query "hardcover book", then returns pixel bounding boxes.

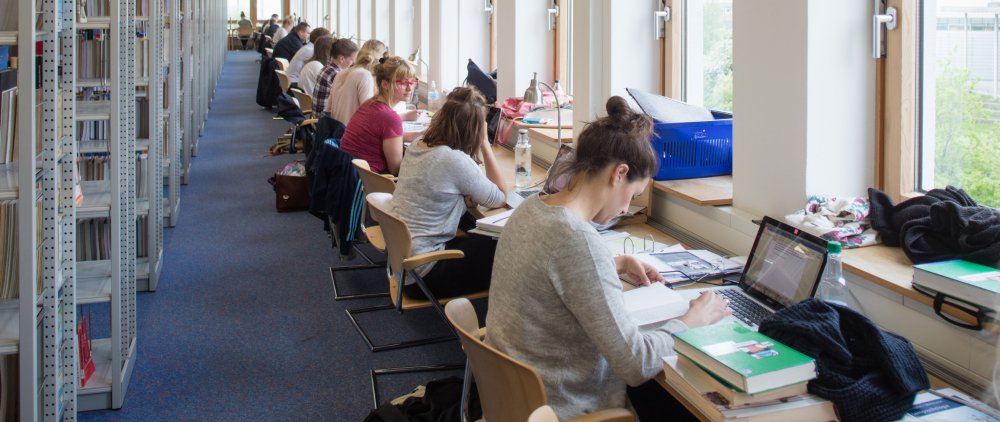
[673,322,816,394]
[913,260,1000,309]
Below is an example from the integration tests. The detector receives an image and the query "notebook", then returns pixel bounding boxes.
[506,143,575,209]
[679,216,828,330]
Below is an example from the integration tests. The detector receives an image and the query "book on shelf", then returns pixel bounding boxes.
[623,282,689,326]
[661,355,836,422]
[77,315,95,387]
[672,322,816,394]
[912,260,1000,310]
[903,388,1000,421]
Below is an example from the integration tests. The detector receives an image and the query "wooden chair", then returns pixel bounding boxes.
[275,57,289,71]
[275,70,292,93]
[326,159,396,301]
[291,89,315,118]
[351,192,488,406]
[348,192,489,351]
[237,26,254,50]
[445,298,636,422]
[528,405,635,422]
[264,47,273,58]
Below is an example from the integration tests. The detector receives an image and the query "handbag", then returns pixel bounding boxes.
[268,172,310,212]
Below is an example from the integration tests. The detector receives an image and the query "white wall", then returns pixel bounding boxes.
[429,0,461,89]
[373,0,392,45]
[358,0,373,41]
[457,0,491,87]
[497,0,555,101]
[390,0,416,60]
[336,0,351,38]
[732,0,875,219]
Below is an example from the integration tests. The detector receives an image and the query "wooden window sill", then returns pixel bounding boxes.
[653,176,733,206]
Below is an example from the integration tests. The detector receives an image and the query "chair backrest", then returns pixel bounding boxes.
[275,70,292,93]
[365,192,412,287]
[238,26,254,37]
[528,406,559,422]
[275,57,289,71]
[292,89,314,113]
[444,298,547,422]
[352,159,395,195]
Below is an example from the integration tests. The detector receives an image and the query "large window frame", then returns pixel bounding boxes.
[880,0,921,202]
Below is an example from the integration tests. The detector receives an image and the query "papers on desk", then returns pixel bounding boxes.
[474,209,514,236]
[402,112,432,133]
[623,283,689,326]
[623,249,743,288]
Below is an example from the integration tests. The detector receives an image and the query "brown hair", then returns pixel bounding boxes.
[308,36,336,65]
[308,27,331,44]
[353,39,387,73]
[282,17,294,27]
[371,55,416,104]
[331,38,359,60]
[422,87,487,162]
[292,22,310,34]
[569,96,657,182]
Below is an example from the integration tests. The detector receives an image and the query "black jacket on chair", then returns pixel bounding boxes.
[309,138,364,259]
[256,57,282,108]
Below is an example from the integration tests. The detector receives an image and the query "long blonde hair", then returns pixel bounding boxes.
[353,39,387,73]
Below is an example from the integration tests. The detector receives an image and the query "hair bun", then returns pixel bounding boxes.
[605,96,633,120]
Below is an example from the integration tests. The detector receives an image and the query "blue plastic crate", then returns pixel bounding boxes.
[650,112,732,180]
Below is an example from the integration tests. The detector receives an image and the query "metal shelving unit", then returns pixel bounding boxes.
[164,0,181,227]
[74,0,139,412]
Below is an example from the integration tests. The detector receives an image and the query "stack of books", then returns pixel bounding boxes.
[663,322,836,421]
[473,209,514,236]
[912,259,1000,311]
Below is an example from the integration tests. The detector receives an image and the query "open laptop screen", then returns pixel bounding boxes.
[740,217,828,310]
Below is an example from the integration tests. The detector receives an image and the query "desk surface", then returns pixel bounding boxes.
[508,108,574,129]
[528,127,574,144]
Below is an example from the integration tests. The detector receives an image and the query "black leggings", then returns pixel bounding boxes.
[403,232,497,300]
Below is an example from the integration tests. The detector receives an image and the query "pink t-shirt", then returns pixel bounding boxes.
[340,101,403,174]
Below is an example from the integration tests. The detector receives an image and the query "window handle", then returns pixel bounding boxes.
[485,0,493,14]
[547,0,559,31]
[872,1,897,59]
[654,6,671,40]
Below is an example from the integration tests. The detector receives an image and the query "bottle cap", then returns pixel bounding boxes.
[518,129,528,135]
[827,241,842,254]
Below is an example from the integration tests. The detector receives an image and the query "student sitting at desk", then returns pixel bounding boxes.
[312,38,358,115]
[326,39,385,125]
[287,27,332,87]
[296,35,335,97]
[486,97,731,421]
[391,87,507,299]
[339,55,419,175]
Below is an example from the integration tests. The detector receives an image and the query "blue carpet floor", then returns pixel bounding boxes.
[79,51,471,421]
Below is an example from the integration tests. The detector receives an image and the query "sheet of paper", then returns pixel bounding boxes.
[623,283,690,326]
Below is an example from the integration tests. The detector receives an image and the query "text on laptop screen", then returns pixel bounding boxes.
[742,223,826,308]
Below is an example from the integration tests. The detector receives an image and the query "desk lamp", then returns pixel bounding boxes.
[523,72,563,155]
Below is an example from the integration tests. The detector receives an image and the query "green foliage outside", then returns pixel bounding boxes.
[933,61,1000,208]
[703,0,733,112]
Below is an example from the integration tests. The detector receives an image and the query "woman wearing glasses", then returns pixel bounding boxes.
[340,55,421,175]
[390,87,507,300]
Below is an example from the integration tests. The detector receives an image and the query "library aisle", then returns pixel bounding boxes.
[80,51,465,420]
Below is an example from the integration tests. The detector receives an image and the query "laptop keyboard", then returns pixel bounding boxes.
[718,289,772,327]
[517,190,539,198]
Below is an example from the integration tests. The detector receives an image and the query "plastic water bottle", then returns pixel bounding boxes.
[427,80,440,111]
[553,79,564,105]
[816,241,850,307]
[514,129,532,189]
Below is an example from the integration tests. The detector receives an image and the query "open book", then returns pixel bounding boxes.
[623,283,689,326]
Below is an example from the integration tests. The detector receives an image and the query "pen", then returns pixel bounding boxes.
[925,389,1000,420]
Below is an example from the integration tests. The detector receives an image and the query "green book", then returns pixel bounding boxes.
[673,322,816,394]
[913,260,1000,309]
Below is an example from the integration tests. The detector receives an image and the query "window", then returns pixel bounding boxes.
[227,0,250,21]
[257,0,282,23]
[556,0,573,95]
[684,0,732,112]
[917,0,1000,207]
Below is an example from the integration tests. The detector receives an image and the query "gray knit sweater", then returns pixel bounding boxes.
[485,196,688,420]
[390,143,505,279]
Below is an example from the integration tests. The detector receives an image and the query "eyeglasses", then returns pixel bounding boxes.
[395,79,419,88]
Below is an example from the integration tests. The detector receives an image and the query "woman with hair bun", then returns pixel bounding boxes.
[485,96,731,421]
[339,55,419,175]
[390,86,508,300]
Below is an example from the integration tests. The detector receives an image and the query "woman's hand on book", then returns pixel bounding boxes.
[679,292,732,328]
[615,255,664,286]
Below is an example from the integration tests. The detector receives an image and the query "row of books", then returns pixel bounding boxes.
[0,355,19,420]
[77,216,150,261]
[79,152,151,198]
[0,70,15,165]
[0,198,44,300]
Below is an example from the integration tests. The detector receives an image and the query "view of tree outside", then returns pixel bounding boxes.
[701,0,733,112]
[922,1,1000,207]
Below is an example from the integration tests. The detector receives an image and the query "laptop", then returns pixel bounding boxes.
[678,216,828,330]
[506,143,576,208]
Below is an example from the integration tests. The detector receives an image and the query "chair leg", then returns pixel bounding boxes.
[330,243,389,300]
[460,360,473,422]
[345,305,456,352]
[369,364,465,409]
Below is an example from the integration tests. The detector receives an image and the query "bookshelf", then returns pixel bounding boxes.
[135,0,164,292]
[0,0,81,419]
[164,0,180,227]
[74,0,139,412]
